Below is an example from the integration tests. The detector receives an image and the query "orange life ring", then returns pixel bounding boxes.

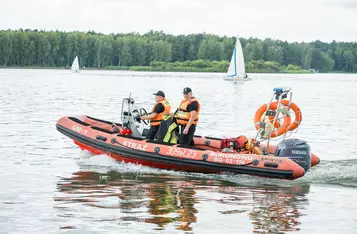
[254,102,291,138]
[272,100,302,131]
[280,100,302,131]
[254,100,302,137]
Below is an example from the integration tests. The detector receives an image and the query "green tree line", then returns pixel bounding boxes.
[0,29,356,72]
[106,60,309,73]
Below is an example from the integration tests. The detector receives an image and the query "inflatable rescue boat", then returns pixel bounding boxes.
[56,88,320,180]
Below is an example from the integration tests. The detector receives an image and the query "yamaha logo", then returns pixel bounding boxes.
[291,150,307,155]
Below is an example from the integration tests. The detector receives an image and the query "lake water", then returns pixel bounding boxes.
[1,69,357,233]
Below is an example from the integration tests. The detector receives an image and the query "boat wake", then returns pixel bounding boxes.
[77,151,357,188]
[297,159,357,187]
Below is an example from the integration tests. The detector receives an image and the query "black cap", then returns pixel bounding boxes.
[153,90,165,97]
[183,87,192,94]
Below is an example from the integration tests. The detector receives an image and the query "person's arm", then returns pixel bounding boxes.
[183,110,196,134]
[141,112,158,120]
[141,103,164,120]
[183,101,198,134]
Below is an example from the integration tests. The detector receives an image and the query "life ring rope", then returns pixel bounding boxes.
[254,100,302,138]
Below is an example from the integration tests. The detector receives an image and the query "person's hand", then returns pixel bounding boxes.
[183,127,189,135]
[135,115,141,122]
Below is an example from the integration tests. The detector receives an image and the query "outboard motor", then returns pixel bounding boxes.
[275,139,311,171]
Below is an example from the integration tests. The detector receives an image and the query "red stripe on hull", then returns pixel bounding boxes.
[74,140,222,173]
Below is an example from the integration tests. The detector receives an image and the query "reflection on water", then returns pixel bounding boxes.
[249,186,308,233]
[145,180,198,231]
[1,70,357,233]
[55,170,310,233]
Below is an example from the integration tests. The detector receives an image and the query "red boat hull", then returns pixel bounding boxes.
[56,115,321,180]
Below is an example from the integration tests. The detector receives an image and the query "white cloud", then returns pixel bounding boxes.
[0,0,356,42]
[324,0,357,9]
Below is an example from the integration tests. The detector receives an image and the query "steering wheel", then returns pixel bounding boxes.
[139,108,149,125]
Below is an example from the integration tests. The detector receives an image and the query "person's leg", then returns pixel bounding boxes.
[179,125,189,145]
[187,124,196,146]
[179,124,196,145]
[156,119,171,141]
[145,126,159,140]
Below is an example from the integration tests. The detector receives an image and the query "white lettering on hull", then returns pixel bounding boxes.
[209,152,254,165]
[72,124,88,135]
[209,152,254,161]
[167,148,197,159]
[123,141,148,151]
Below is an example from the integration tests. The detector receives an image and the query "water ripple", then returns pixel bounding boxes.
[1,69,357,233]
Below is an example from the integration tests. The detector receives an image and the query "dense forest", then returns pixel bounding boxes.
[0,29,356,72]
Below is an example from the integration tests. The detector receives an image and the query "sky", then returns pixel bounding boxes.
[1,0,357,43]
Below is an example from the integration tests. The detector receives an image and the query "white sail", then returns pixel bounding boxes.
[234,38,246,76]
[71,56,79,72]
[225,37,249,81]
[227,48,236,75]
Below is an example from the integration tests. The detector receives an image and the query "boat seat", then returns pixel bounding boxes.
[177,144,206,151]
[86,115,121,126]
[91,126,117,134]
[146,139,176,146]
[69,117,91,126]
[119,134,145,141]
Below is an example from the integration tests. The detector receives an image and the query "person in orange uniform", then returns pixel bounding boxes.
[176,87,200,145]
[137,91,171,140]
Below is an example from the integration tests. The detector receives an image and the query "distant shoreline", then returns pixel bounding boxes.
[0,66,316,74]
[2,65,357,74]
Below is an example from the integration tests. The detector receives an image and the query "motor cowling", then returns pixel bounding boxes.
[275,139,311,171]
[120,97,147,138]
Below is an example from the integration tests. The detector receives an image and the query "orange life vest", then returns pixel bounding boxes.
[220,136,261,155]
[176,98,200,125]
[150,100,171,126]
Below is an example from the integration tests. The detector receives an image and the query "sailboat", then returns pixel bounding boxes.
[224,37,250,81]
[71,56,79,73]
